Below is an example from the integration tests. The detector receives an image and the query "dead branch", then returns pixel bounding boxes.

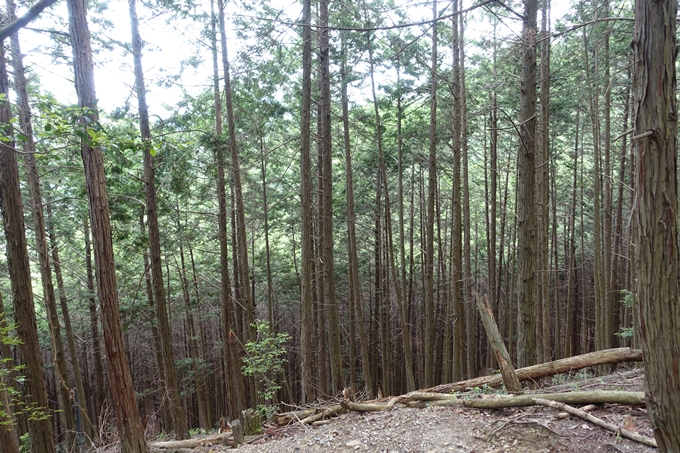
[419,348,642,394]
[532,398,657,448]
[462,390,644,409]
[342,397,399,412]
[148,431,232,449]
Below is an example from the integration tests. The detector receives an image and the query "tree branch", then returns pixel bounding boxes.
[0,0,60,42]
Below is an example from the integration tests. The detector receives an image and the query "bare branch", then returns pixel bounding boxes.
[0,0,61,41]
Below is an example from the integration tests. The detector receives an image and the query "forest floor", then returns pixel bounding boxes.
[152,368,657,453]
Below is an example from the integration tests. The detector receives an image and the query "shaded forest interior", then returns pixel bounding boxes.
[0,0,665,450]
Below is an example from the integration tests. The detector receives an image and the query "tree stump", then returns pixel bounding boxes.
[243,409,261,435]
[230,419,243,447]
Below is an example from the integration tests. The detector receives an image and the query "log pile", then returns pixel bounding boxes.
[267,348,650,446]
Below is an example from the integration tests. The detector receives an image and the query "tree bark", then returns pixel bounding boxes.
[298,0,315,404]
[210,0,244,421]
[424,0,438,388]
[129,0,187,438]
[422,348,642,394]
[632,0,680,449]
[516,0,538,368]
[0,44,56,453]
[6,4,75,446]
[0,294,20,453]
[66,0,148,450]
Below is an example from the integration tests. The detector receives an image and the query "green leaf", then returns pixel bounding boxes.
[44,123,52,132]
[149,145,157,156]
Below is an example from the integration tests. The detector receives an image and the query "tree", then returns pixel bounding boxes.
[128,0,188,438]
[632,0,680,449]
[516,0,538,368]
[0,45,56,453]
[66,0,148,450]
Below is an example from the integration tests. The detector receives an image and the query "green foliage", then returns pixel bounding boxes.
[19,432,30,453]
[616,290,635,340]
[242,321,289,419]
[0,315,50,427]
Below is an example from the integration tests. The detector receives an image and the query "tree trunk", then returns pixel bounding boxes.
[424,0,438,388]
[129,0,187,438]
[46,206,97,443]
[516,0,538,368]
[210,0,244,421]
[632,0,680,449]
[66,0,148,450]
[298,0,315,404]
[0,44,56,453]
[6,5,75,446]
[83,217,107,429]
[341,33,373,397]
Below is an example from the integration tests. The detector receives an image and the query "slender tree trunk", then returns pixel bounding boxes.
[537,0,552,362]
[6,7,75,447]
[424,0,438,388]
[450,0,465,382]
[0,45,56,453]
[129,0,187,437]
[632,0,680,448]
[46,206,97,443]
[459,13,475,379]
[83,217,107,429]
[341,33,373,397]
[366,23,415,392]
[66,0,148,449]
[316,0,344,394]
[516,0,538,368]
[299,0,315,404]
[210,0,244,420]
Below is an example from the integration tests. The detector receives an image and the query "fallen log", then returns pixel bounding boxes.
[299,404,344,425]
[342,397,399,412]
[476,294,522,393]
[533,398,657,448]
[461,390,645,409]
[418,348,642,394]
[271,408,315,426]
[148,431,232,449]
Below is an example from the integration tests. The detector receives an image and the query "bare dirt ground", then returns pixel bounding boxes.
[150,368,656,453]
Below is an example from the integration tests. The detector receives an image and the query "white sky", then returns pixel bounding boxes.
[13,0,576,117]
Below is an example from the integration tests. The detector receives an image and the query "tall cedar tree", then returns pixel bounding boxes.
[128,0,188,437]
[516,0,538,367]
[0,45,56,453]
[66,0,148,450]
[632,0,680,449]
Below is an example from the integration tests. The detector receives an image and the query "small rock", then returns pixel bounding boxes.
[346,440,362,447]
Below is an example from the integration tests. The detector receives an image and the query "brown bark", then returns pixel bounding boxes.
[298,0,315,404]
[0,45,56,453]
[341,34,373,397]
[632,0,680,449]
[46,206,97,443]
[129,0,187,437]
[516,0,538,368]
[475,295,521,393]
[66,0,148,450]
[423,0,438,388]
[83,217,106,428]
[210,0,243,421]
[6,3,75,446]
[422,348,642,394]
[365,23,415,392]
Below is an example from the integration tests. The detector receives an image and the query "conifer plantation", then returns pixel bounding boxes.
[0,0,679,451]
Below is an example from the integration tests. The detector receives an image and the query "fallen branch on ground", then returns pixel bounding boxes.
[532,397,657,448]
[148,431,233,449]
[418,348,642,394]
[341,397,399,412]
